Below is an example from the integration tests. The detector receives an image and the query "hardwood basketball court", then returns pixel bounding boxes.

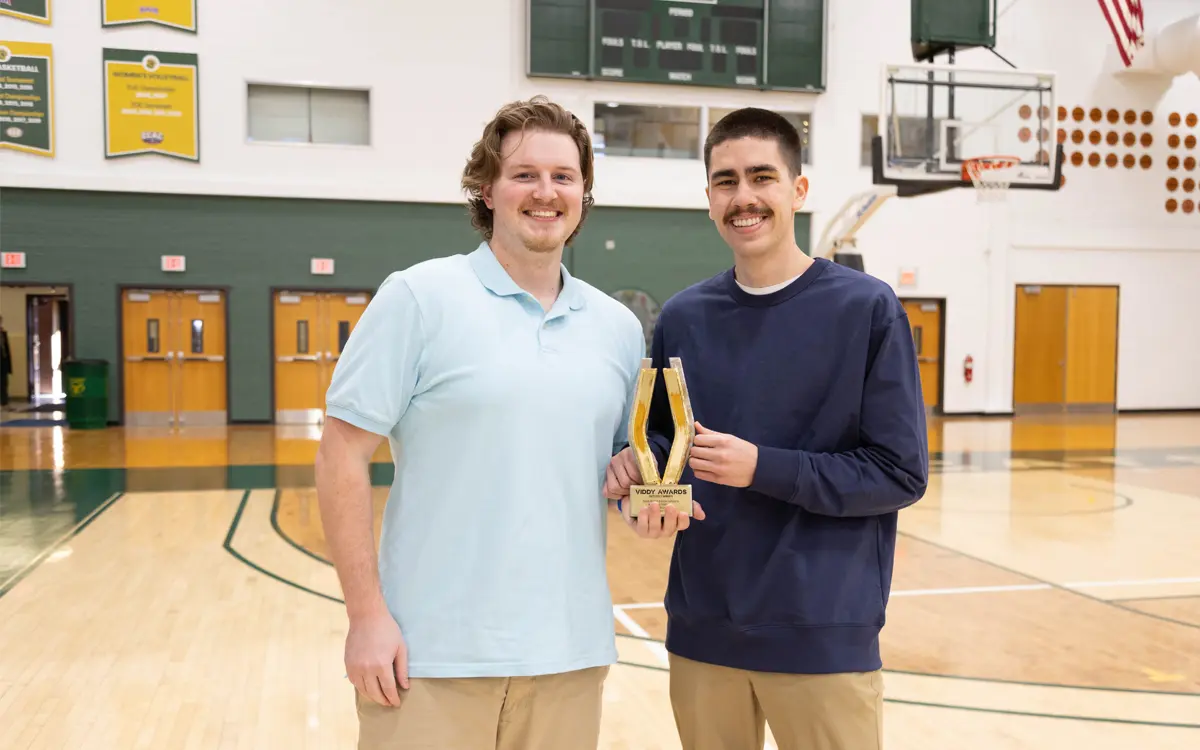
[1,413,1198,749]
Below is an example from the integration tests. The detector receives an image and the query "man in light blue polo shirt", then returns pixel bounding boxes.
[314,96,651,750]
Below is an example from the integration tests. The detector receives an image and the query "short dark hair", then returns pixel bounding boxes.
[704,107,803,178]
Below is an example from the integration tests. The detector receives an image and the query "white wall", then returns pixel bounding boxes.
[0,0,815,208]
[1,0,1198,411]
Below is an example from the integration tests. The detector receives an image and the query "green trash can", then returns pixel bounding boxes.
[63,359,109,430]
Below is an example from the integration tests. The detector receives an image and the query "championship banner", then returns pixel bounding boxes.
[101,0,195,32]
[0,1,51,25]
[0,41,54,157]
[103,48,199,161]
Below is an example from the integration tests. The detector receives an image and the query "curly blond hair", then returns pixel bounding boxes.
[461,95,595,245]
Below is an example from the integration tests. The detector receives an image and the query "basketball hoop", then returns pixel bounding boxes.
[963,156,1021,202]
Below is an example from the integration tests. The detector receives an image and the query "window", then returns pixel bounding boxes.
[708,108,812,165]
[338,321,351,353]
[247,83,370,146]
[593,103,700,160]
[146,319,160,354]
[190,320,204,354]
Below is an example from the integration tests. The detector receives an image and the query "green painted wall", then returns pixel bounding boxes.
[0,188,809,423]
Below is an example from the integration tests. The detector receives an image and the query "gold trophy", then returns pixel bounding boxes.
[627,356,695,517]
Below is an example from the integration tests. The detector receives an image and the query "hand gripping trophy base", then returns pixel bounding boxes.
[629,484,693,518]
[627,357,696,518]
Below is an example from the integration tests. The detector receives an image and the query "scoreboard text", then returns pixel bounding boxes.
[528,0,825,92]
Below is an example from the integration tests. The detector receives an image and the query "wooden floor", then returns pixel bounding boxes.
[2,412,1200,748]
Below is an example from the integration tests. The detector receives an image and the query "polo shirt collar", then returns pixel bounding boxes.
[469,242,584,312]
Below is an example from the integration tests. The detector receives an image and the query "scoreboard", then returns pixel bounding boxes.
[528,0,825,92]
[594,0,764,88]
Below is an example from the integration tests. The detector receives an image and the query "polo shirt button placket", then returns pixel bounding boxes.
[539,314,553,353]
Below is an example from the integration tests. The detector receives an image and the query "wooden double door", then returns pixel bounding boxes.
[1013,285,1119,412]
[273,290,371,424]
[122,288,227,426]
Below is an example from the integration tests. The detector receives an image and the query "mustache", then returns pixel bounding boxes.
[725,206,771,222]
[522,202,564,212]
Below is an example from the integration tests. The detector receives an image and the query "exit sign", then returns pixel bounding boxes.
[2,251,26,268]
[311,257,335,275]
[161,255,186,272]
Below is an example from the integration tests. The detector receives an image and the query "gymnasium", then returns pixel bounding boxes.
[1,0,1198,747]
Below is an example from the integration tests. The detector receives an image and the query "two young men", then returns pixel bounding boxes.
[606,109,929,749]
[315,96,928,750]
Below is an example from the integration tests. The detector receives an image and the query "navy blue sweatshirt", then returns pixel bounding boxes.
[644,257,929,675]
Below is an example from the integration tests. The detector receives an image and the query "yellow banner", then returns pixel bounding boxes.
[102,0,195,32]
[0,40,54,157]
[103,49,199,161]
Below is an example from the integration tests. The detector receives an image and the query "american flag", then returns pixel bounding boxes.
[1098,0,1146,67]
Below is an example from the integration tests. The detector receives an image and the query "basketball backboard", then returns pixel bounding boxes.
[872,63,1065,197]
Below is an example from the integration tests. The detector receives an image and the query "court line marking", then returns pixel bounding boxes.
[613,606,668,666]
[1115,593,1200,603]
[270,488,335,567]
[903,486,1135,517]
[228,496,1198,717]
[223,489,345,605]
[614,575,1200,609]
[897,530,1200,633]
[0,491,123,598]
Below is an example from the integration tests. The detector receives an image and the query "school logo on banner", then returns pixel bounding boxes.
[0,41,54,157]
[101,0,195,32]
[103,48,199,161]
[0,0,51,25]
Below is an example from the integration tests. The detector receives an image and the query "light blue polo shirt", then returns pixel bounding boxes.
[324,241,646,679]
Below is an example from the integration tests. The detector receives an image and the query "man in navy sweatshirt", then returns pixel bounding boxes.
[604,108,929,749]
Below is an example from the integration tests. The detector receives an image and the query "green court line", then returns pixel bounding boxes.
[269,488,335,567]
[221,489,345,606]
[881,697,1200,730]
[0,491,125,599]
[882,666,1200,699]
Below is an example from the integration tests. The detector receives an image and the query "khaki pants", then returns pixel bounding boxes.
[669,654,883,750]
[356,665,609,750]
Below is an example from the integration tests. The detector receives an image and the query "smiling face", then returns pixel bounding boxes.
[705,136,808,261]
[481,128,585,255]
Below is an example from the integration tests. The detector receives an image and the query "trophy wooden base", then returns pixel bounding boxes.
[629,484,693,518]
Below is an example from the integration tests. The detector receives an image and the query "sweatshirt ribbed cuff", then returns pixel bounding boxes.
[749,445,800,502]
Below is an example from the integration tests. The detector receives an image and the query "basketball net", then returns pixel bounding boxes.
[963,156,1021,202]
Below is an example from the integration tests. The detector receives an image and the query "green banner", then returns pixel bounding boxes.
[0,0,51,25]
[0,41,54,157]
